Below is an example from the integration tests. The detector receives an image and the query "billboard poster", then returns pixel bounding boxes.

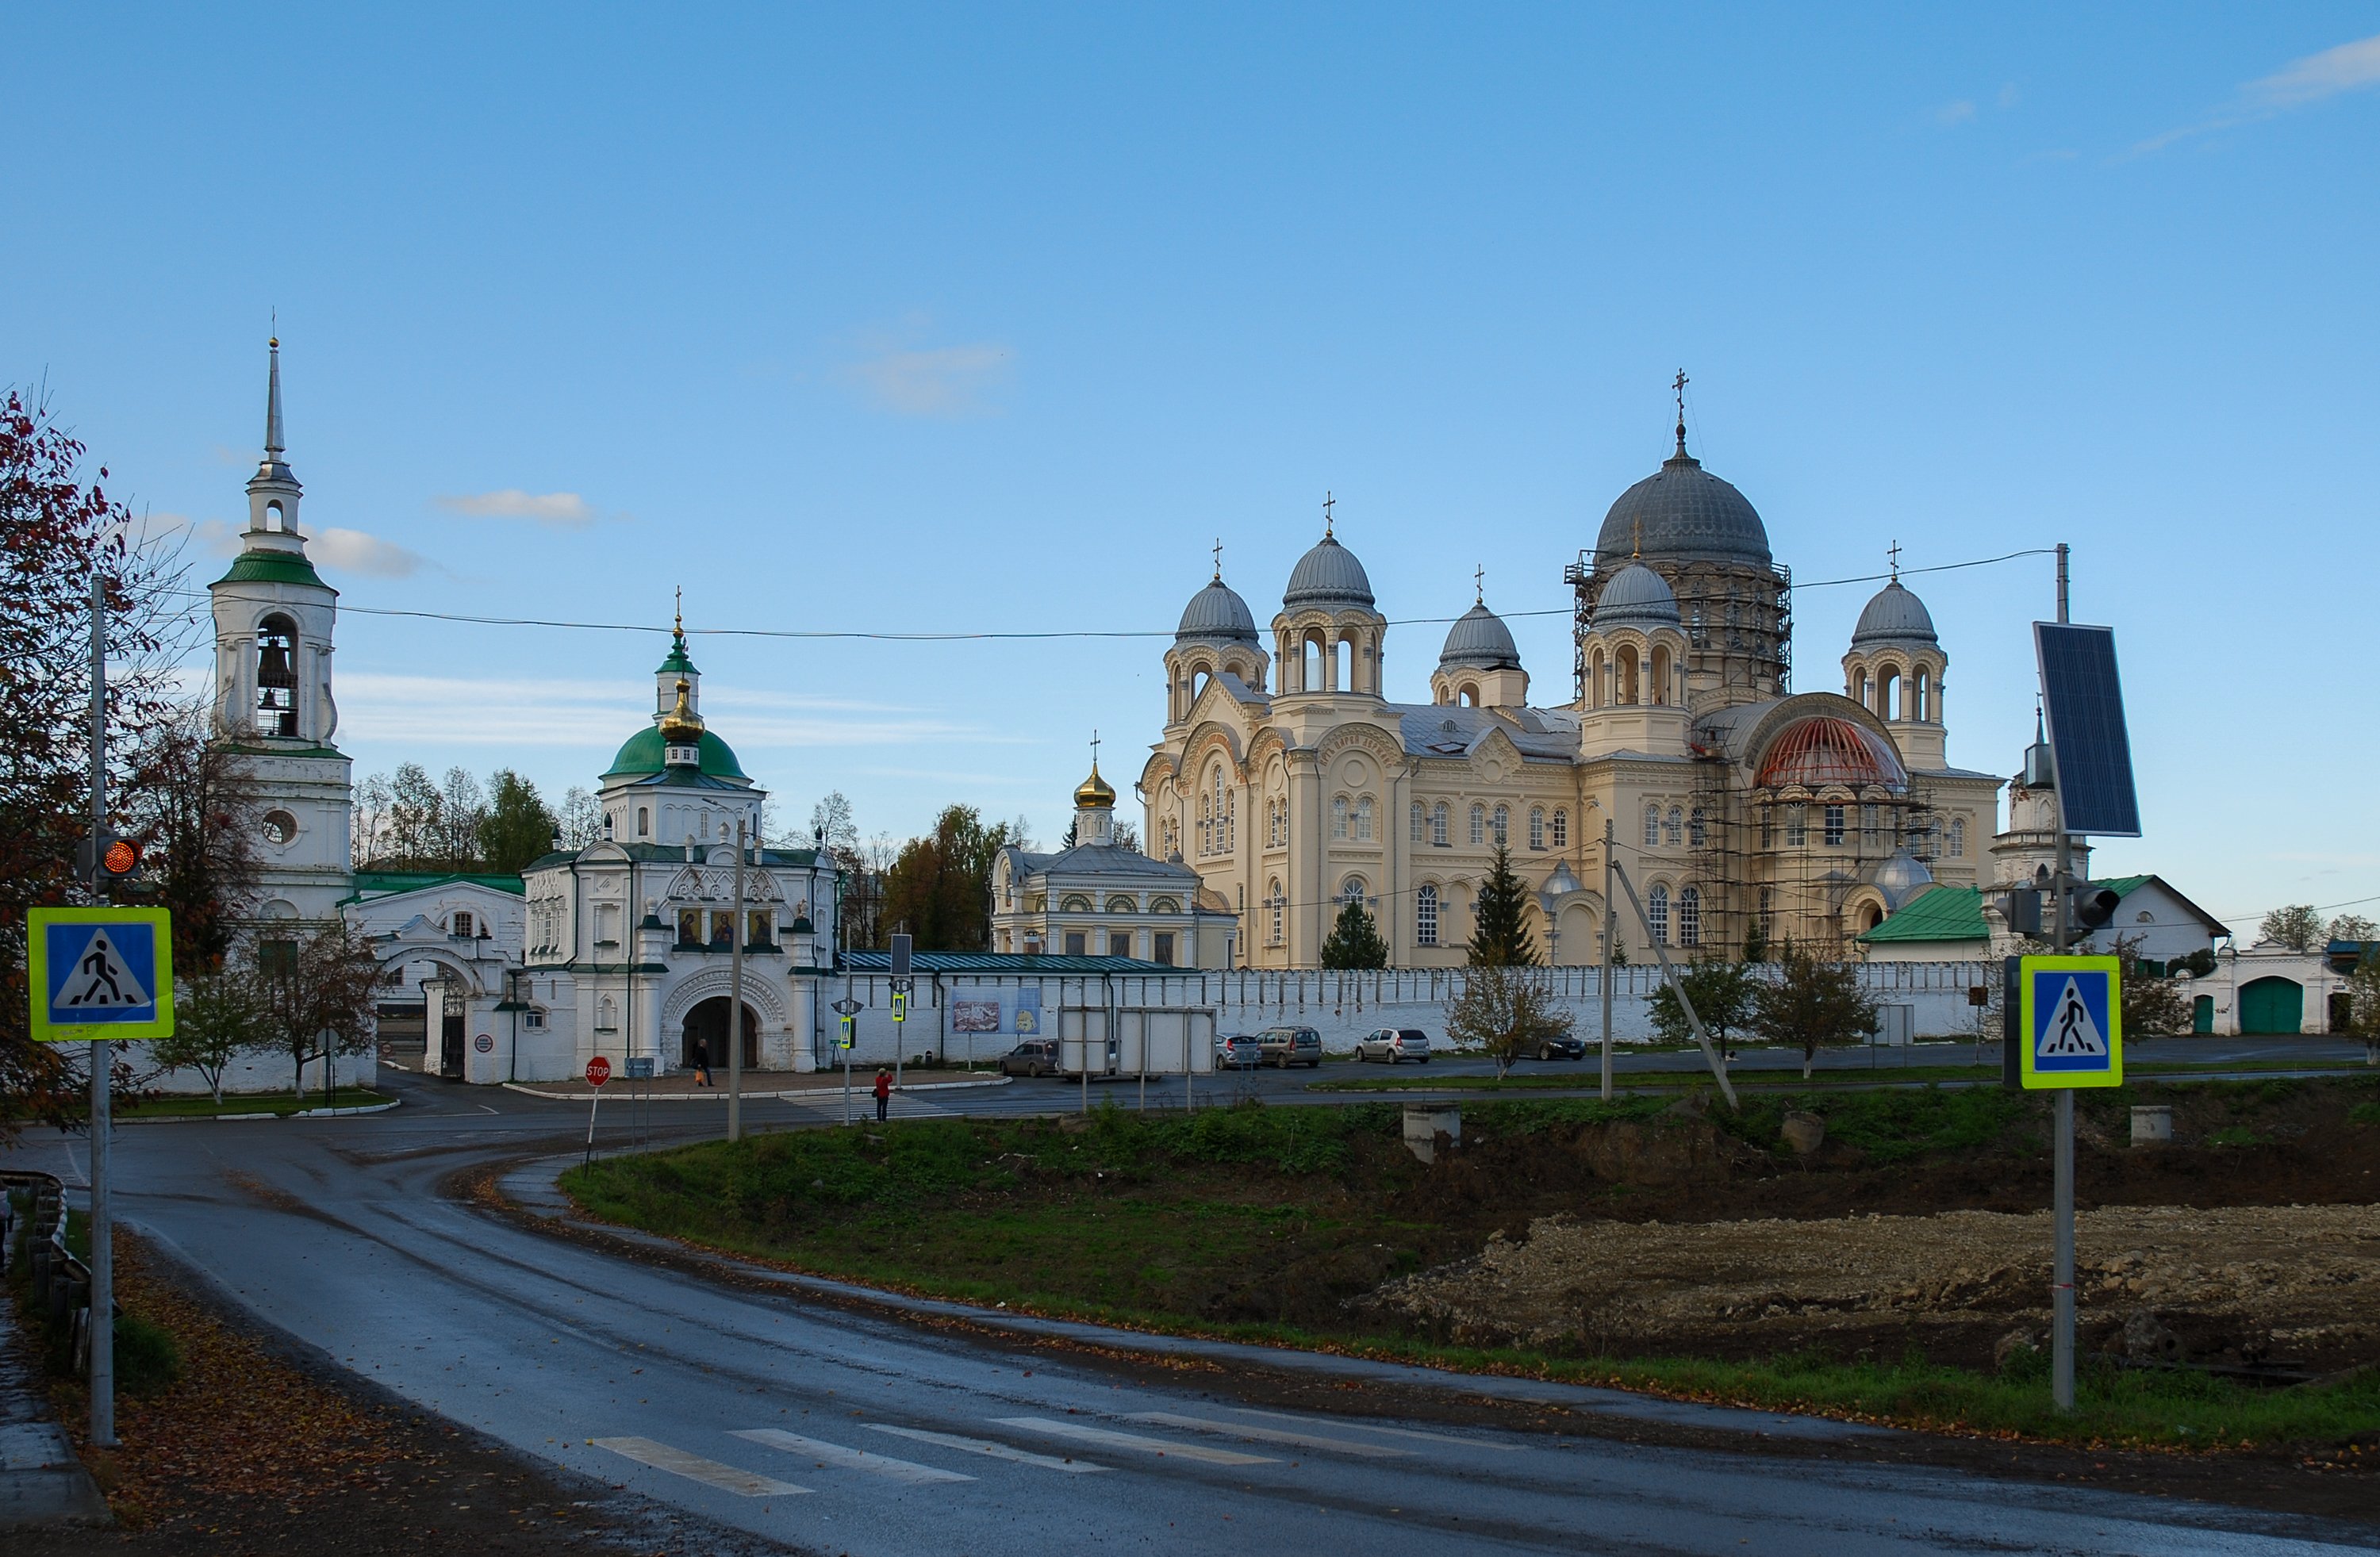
[951,999,1001,1034]
[1014,987,1042,1034]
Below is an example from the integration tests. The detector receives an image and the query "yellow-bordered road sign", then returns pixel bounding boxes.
[2017,953,2121,1089]
[890,990,908,1024]
[29,906,175,1042]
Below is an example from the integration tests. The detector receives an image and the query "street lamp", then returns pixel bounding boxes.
[1539,860,1583,964]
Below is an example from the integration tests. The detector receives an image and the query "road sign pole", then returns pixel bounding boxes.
[1600,819,1614,1102]
[86,568,115,1449]
[2049,539,2075,1414]
[728,819,746,1145]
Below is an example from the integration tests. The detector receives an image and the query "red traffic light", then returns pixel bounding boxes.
[102,838,140,876]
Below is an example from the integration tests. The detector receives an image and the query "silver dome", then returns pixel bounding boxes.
[1283,534,1375,612]
[1595,450,1772,570]
[1851,580,1938,648]
[1177,577,1259,642]
[1439,603,1521,670]
[1591,562,1681,631]
[1871,847,1935,909]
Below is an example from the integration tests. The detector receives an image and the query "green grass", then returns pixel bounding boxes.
[1310,1055,2370,1095]
[119,1087,390,1119]
[559,1089,2380,1454]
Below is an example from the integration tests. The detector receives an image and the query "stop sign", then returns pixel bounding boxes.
[585,1055,612,1087]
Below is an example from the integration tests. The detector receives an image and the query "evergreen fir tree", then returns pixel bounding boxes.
[1741,916,1768,964]
[1321,898,1390,969]
[1466,842,1539,967]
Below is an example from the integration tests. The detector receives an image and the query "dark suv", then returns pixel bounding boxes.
[1000,1039,1062,1077]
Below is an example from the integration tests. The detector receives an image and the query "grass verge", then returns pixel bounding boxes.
[118,1087,390,1119]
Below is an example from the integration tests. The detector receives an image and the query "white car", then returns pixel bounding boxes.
[1355,1027,1432,1064]
[1213,1034,1263,1070]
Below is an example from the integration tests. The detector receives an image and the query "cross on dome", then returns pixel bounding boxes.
[1887,539,1902,581]
[1672,368,1690,457]
[1322,490,1335,538]
[1475,563,1485,605]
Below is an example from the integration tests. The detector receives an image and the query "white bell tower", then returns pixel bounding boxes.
[208,338,355,922]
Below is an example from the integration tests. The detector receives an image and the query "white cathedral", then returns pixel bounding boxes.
[1138,407,2014,968]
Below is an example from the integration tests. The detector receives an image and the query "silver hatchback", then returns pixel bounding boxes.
[1355,1027,1431,1064]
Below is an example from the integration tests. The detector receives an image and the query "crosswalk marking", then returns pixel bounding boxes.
[867,1423,1109,1474]
[732,1428,976,1484]
[1125,1410,1415,1458]
[591,1436,809,1497]
[1234,1408,1525,1452]
[991,1416,1277,1467]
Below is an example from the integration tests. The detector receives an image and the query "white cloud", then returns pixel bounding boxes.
[313,527,435,579]
[2135,31,2380,153]
[842,339,1013,417]
[1936,99,1977,126]
[335,672,973,750]
[163,514,242,558]
[433,489,597,527]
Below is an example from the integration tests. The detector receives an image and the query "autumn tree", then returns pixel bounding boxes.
[1648,956,1760,1059]
[1321,898,1389,969]
[122,702,262,973]
[1750,941,1878,1079]
[2258,904,2324,953]
[150,966,268,1105]
[2342,950,2380,1065]
[1466,843,1538,967]
[557,785,602,848]
[0,389,190,1137]
[1446,963,1573,1078]
[478,769,557,873]
[2111,933,2190,1039]
[251,921,390,1099]
[880,804,1019,951]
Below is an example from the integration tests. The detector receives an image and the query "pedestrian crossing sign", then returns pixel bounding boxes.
[29,906,175,1042]
[2017,954,2121,1089]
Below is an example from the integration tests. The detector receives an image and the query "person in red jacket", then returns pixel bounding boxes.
[873,1066,892,1123]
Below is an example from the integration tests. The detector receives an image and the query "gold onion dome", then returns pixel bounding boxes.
[659,677,704,746]
[1073,760,1116,809]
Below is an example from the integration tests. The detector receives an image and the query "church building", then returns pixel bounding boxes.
[1140,402,2005,967]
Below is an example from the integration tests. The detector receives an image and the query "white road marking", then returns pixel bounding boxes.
[732,1428,976,1483]
[1125,1410,1415,1458]
[991,1416,1277,1466]
[1234,1408,1524,1452]
[867,1423,1109,1474]
[591,1436,808,1496]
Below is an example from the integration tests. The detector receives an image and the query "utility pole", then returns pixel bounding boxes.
[87,569,116,1448]
[1600,817,1615,1101]
[728,818,747,1142]
[2050,541,2075,1413]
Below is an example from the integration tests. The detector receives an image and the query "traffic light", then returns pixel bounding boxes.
[2065,884,2121,937]
[2000,888,2042,938]
[75,831,146,890]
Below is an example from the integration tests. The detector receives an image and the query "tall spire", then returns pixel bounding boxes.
[1671,368,1690,458]
[263,335,286,466]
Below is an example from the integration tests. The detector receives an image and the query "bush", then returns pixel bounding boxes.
[115,1310,182,1398]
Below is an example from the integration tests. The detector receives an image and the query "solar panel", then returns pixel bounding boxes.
[2033,623,2141,838]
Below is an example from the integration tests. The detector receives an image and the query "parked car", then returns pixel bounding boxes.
[1255,1026,1325,1068]
[1000,1039,1062,1077]
[1354,1028,1433,1064]
[1534,1034,1589,1061]
[1214,1033,1263,1070]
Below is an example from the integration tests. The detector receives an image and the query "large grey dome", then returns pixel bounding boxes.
[1439,603,1521,669]
[1871,848,1935,909]
[1595,450,1772,570]
[1177,577,1259,642]
[1851,580,1938,648]
[1591,562,1681,630]
[1283,534,1375,612]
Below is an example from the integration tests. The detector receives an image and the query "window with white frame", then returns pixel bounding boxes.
[1416,884,1439,945]
[1340,876,1366,907]
[1861,803,1879,845]
[1332,796,1349,840]
[1199,793,1212,856]
[1491,805,1510,848]
[1528,807,1545,850]
[1823,803,1846,846]
[1664,807,1683,847]
[1688,807,1706,847]
[1948,817,1967,857]
[1268,878,1284,944]
[1647,884,1671,945]
[1354,796,1373,841]
[1550,808,1568,849]
[1644,803,1661,848]
[1678,885,1701,948]
[1759,885,1775,939]
[1432,803,1449,846]
[1411,801,1426,843]
[1469,804,1486,846]
[1786,805,1807,847]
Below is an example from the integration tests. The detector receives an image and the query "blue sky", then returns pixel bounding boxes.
[8,6,2377,937]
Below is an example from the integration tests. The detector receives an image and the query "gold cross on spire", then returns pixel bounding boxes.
[1212,537,1223,581]
[1322,490,1335,538]
[674,585,684,636]
[1672,369,1690,456]
[1887,539,1902,581]
[1475,563,1485,605]
[1632,517,1643,558]
[1090,729,1100,766]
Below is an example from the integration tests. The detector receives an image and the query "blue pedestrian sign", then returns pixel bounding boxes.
[2016,954,2121,1089]
[28,907,175,1042]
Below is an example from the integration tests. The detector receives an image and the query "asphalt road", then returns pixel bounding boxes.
[19,1058,2378,1556]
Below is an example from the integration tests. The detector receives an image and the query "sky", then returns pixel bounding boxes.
[6,5,2378,938]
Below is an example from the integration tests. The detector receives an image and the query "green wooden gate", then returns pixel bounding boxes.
[2237,976,2303,1035]
[2192,995,2213,1034]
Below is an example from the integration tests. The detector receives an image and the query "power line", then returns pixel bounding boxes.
[160,545,2058,644]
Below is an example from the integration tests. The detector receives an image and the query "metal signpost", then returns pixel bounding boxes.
[583,1054,612,1166]
[831,989,862,1125]
[626,1055,655,1148]
[889,932,912,1099]
[727,819,748,1143]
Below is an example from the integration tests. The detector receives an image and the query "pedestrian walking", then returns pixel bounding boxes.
[873,1066,892,1123]
[692,1037,714,1087]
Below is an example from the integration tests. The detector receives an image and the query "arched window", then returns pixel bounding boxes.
[1528,807,1545,850]
[1354,796,1374,842]
[1647,884,1671,945]
[596,995,618,1031]
[1664,807,1683,846]
[1914,666,1932,722]
[636,806,651,838]
[1651,643,1672,706]
[1785,805,1807,847]
[1687,807,1706,847]
[1823,803,1846,846]
[1678,885,1701,949]
[1459,682,1479,708]
[1411,801,1426,842]
[1334,636,1353,691]
[1303,631,1326,692]
[1491,805,1510,847]
[1431,803,1449,847]
[1878,666,1901,720]
[1268,879,1285,945]
[254,614,298,737]
[1618,644,1641,705]
[1191,665,1212,704]
[1758,885,1775,939]
[1340,876,1366,907]
[1861,803,1879,844]
[1416,884,1439,946]
[1332,796,1350,840]
[1948,817,1967,857]
[1852,667,1869,708]
[1550,808,1568,849]
[1198,793,1212,856]
[1644,803,1661,848]
[1591,650,1606,708]
[1468,804,1486,846]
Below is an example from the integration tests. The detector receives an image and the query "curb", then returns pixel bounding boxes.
[111,1098,401,1125]
[498,1075,1014,1103]
[0,1172,112,1529]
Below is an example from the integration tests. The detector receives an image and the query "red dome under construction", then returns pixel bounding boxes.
[1754,715,1907,791]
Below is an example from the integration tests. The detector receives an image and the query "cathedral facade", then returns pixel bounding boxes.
[1139,418,2004,968]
